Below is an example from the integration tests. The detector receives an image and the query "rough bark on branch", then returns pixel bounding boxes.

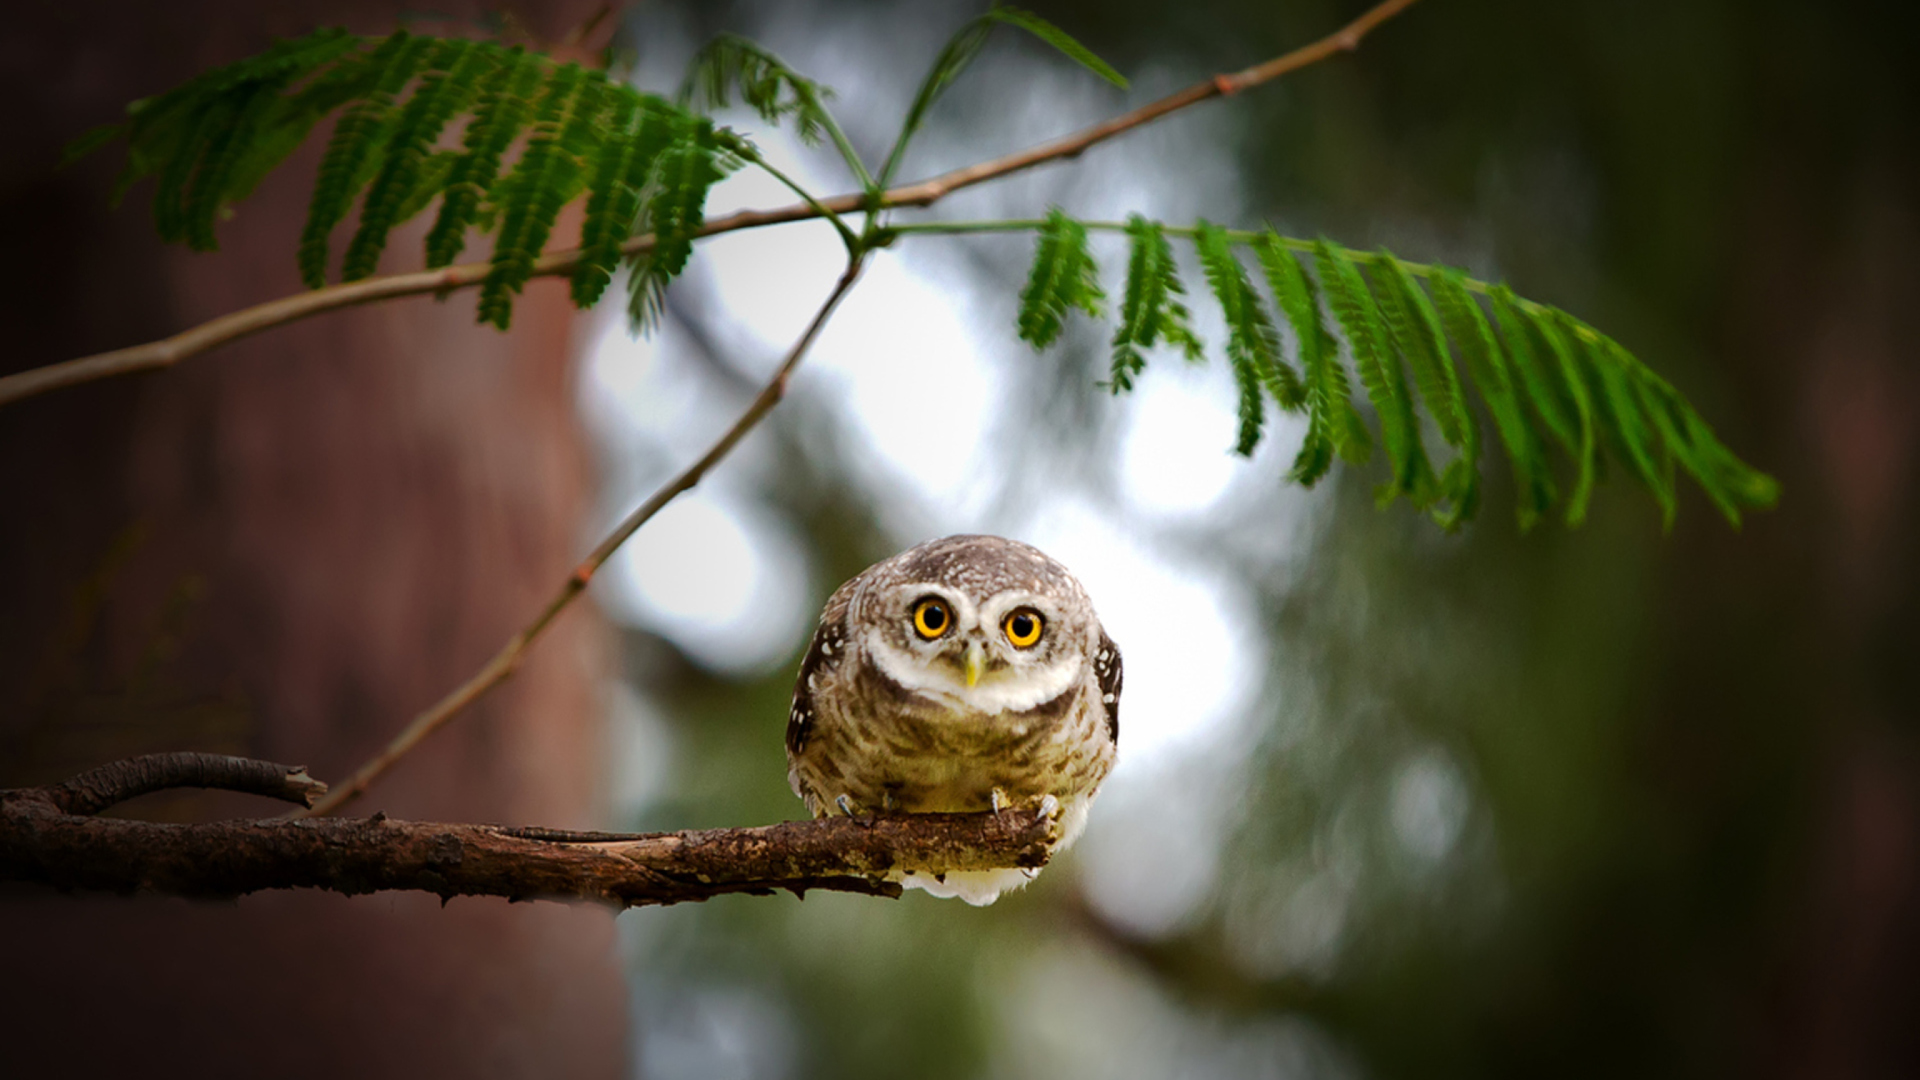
[0,756,1058,907]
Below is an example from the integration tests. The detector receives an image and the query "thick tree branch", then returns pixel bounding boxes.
[299,256,867,817]
[2,757,1057,906]
[0,0,1421,409]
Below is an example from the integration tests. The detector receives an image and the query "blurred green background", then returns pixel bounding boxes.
[593,1,1920,1077]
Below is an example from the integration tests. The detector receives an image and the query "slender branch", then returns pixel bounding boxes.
[300,256,867,817]
[45,752,328,816]
[739,146,860,253]
[0,0,1421,409]
[2,759,1058,906]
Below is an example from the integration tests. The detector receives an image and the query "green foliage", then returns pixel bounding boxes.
[626,116,740,333]
[1016,208,1104,350]
[679,34,838,148]
[1012,215,1778,529]
[81,28,746,333]
[1109,215,1201,392]
[1254,233,1370,487]
[74,19,1775,533]
[878,5,1126,188]
[1196,221,1299,456]
[477,63,607,329]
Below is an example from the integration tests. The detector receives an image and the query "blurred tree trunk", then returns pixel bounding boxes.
[0,3,625,1076]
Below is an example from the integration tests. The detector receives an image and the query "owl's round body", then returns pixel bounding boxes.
[786,534,1121,905]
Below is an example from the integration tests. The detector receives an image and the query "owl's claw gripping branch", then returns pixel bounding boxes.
[1,754,1059,907]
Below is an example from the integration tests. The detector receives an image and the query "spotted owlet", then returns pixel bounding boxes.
[786,534,1121,905]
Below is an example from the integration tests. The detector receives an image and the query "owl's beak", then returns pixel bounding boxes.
[963,640,986,687]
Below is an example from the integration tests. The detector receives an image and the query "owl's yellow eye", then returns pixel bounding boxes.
[1003,608,1044,649]
[912,597,952,640]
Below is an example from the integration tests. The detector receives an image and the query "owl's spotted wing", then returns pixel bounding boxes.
[786,580,856,757]
[1094,629,1123,745]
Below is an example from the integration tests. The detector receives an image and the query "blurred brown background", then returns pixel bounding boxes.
[2,1,624,1076]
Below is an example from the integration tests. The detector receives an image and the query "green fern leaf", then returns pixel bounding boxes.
[1255,232,1368,485]
[343,40,496,281]
[297,32,435,288]
[576,97,679,309]
[1107,215,1199,390]
[1488,286,1579,454]
[185,31,374,250]
[880,8,1122,187]
[1430,271,1561,530]
[984,8,1129,89]
[1372,256,1480,526]
[1636,376,1779,527]
[152,94,231,246]
[571,92,641,307]
[390,150,461,225]
[425,45,543,269]
[626,115,737,334]
[110,28,364,223]
[219,39,390,209]
[1313,240,1436,507]
[1574,325,1676,528]
[1527,308,1600,525]
[179,80,285,250]
[59,123,128,170]
[479,64,606,330]
[1196,221,1297,456]
[1018,208,1105,350]
[679,34,836,147]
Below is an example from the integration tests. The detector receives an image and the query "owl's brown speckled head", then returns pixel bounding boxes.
[850,534,1099,712]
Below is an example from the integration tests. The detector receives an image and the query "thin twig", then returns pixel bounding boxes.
[0,0,1421,410]
[300,256,867,817]
[3,759,1058,906]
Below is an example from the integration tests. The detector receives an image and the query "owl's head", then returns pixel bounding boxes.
[854,534,1098,714]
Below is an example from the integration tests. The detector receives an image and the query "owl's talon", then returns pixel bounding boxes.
[990,787,1010,818]
[1037,793,1060,822]
[835,794,856,817]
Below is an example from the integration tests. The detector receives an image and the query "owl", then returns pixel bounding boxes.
[786,534,1121,906]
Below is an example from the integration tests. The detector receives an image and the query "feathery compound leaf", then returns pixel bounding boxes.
[96,28,366,229]
[984,7,1129,89]
[1371,255,1480,526]
[679,34,836,147]
[1256,232,1368,485]
[1489,286,1578,454]
[1575,325,1677,529]
[1108,215,1202,392]
[1314,240,1436,507]
[575,97,679,309]
[880,8,1122,187]
[1528,309,1600,525]
[425,46,544,269]
[626,115,738,334]
[296,32,435,288]
[1196,221,1297,456]
[219,41,391,209]
[1018,208,1105,350]
[570,91,641,307]
[1636,375,1779,527]
[342,40,497,281]
[1429,270,1559,530]
[479,64,608,330]
[182,75,301,251]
